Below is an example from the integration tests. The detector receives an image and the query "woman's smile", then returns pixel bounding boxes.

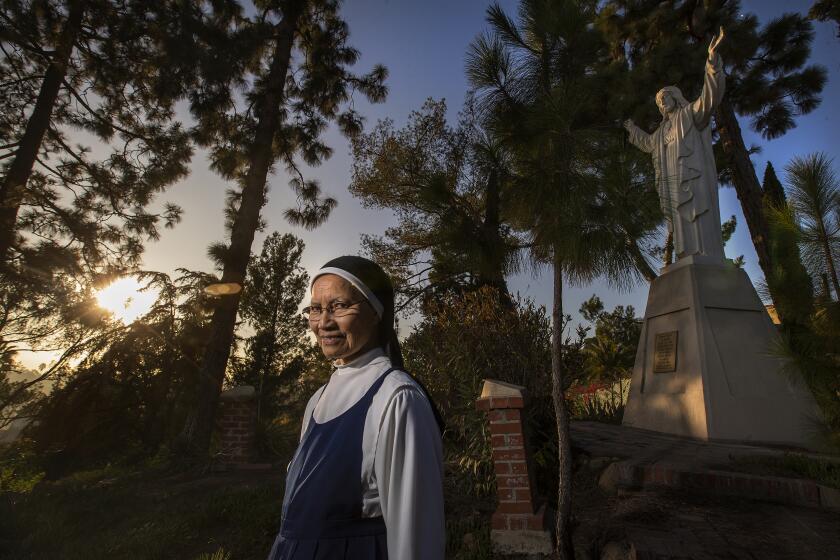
[319,333,346,345]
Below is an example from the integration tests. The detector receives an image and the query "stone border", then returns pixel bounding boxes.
[609,460,840,511]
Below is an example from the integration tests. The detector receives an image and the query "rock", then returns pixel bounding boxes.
[462,532,475,550]
[818,484,840,511]
[589,456,621,470]
[598,462,621,495]
[600,541,636,560]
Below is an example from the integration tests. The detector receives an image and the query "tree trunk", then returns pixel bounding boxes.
[479,168,511,300]
[822,237,840,301]
[714,97,776,299]
[551,250,574,560]
[0,0,84,268]
[627,236,657,282]
[180,1,306,455]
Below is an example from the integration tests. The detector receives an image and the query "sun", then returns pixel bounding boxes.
[95,277,158,324]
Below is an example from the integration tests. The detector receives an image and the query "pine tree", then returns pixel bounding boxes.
[0,0,193,270]
[785,153,840,300]
[810,0,840,37]
[467,1,658,555]
[179,0,387,454]
[0,1,197,379]
[349,98,525,311]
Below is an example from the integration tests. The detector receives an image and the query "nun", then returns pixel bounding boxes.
[267,256,446,560]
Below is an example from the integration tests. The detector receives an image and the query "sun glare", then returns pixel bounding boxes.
[95,277,158,324]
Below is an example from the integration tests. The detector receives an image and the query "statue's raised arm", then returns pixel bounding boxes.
[691,26,726,129]
[708,26,725,62]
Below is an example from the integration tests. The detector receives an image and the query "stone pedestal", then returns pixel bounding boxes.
[476,380,554,555]
[623,257,821,448]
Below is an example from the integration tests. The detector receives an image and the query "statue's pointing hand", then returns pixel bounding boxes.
[708,26,725,61]
[623,119,635,132]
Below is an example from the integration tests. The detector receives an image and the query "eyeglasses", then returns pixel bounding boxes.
[302,300,366,320]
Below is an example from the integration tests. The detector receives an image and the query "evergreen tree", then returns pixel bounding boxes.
[0,0,193,270]
[761,161,815,326]
[598,1,826,310]
[26,269,217,473]
[810,0,840,37]
[785,152,840,300]
[467,1,657,555]
[233,232,309,424]
[579,295,640,386]
[179,0,387,454]
[763,162,787,208]
[0,0,197,382]
[349,98,525,311]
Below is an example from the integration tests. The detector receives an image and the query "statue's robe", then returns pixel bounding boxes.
[627,56,726,261]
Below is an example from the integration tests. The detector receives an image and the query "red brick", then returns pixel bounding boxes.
[513,488,533,503]
[496,501,534,514]
[489,409,521,422]
[476,398,492,411]
[497,475,529,488]
[491,512,508,530]
[507,397,524,408]
[494,462,512,476]
[507,515,528,530]
[509,461,528,475]
[498,487,515,502]
[490,422,522,435]
[491,434,508,448]
[493,449,526,461]
[507,434,524,447]
[526,513,546,531]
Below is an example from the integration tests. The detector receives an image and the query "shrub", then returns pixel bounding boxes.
[402,286,556,500]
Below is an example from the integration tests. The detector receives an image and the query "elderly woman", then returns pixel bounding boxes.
[267,256,445,560]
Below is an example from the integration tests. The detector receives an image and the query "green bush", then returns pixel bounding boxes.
[403,286,556,501]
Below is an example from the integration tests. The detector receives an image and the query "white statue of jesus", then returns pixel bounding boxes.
[624,28,727,262]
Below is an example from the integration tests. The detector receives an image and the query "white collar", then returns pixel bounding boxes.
[334,347,388,375]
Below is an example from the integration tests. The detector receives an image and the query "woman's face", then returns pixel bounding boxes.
[309,274,381,365]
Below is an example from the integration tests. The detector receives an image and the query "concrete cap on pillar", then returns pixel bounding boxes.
[477,379,526,410]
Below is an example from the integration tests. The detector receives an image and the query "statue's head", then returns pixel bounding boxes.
[656,86,689,118]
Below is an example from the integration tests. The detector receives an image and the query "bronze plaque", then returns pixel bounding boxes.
[653,331,678,373]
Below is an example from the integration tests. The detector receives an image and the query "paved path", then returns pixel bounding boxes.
[569,421,840,559]
[570,421,838,470]
[612,490,840,560]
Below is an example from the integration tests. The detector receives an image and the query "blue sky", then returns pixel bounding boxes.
[138,0,840,336]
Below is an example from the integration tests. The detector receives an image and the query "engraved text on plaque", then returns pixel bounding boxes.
[653,331,678,373]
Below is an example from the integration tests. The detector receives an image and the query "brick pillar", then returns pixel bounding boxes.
[217,385,257,465]
[476,379,553,555]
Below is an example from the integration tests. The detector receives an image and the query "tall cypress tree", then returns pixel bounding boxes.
[178,0,387,453]
[763,162,787,208]
[762,161,815,326]
[598,0,827,308]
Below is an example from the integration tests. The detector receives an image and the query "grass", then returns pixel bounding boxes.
[0,464,285,560]
[0,462,498,560]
